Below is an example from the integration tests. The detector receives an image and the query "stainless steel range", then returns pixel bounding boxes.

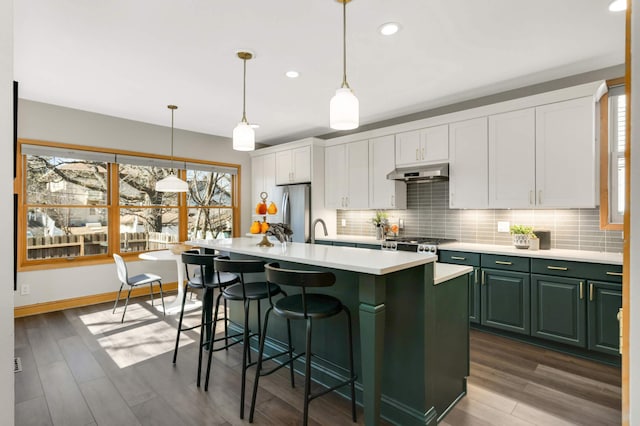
[380,236,456,254]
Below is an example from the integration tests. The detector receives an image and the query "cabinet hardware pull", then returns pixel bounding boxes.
[547,266,568,271]
[579,282,584,299]
[474,269,478,284]
[451,256,466,260]
[481,270,485,285]
[422,147,425,160]
[538,190,542,204]
[416,148,419,160]
[391,195,395,207]
[529,190,534,205]
[606,271,623,276]
[589,283,594,301]
[495,260,512,265]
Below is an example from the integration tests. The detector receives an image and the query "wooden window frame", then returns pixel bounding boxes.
[17,138,241,271]
[599,77,625,231]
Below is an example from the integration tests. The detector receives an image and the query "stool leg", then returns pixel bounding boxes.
[303,318,313,426]
[240,298,251,419]
[223,297,229,348]
[172,283,190,364]
[149,283,154,307]
[196,290,208,387]
[113,283,124,314]
[121,286,133,323]
[204,291,224,391]
[287,318,295,388]
[344,307,357,422]
[249,306,272,423]
[158,281,166,317]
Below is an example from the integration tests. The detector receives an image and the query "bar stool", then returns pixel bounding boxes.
[207,257,291,419]
[249,262,357,426]
[172,250,240,388]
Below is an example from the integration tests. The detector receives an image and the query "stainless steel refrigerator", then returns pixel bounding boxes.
[280,184,311,243]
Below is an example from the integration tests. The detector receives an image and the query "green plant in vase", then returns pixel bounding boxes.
[510,224,535,249]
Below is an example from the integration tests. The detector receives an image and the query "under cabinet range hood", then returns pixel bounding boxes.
[387,163,449,182]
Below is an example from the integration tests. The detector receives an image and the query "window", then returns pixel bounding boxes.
[19,141,239,268]
[600,79,626,230]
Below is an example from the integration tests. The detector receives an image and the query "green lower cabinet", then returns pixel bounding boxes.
[531,274,586,347]
[469,267,480,324]
[481,269,530,335]
[332,241,357,247]
[588,280,622,355]
[314,240,333,246]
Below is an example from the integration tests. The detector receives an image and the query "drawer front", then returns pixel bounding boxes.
[481,254,530,273]
[332,241,357,247]
[314,240,333,246]
[531,259,622,283]
[356,243,381,250]
[439,250,480,267]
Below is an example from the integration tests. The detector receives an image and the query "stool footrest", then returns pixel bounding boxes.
[258,351,303,377]
[308,375,357,402]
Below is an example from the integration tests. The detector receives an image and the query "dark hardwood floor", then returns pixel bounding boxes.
[14,294,621,425]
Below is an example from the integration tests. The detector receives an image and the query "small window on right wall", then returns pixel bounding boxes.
[600,77,625,230]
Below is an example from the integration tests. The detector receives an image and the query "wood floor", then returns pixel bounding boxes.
[14,294,621,426]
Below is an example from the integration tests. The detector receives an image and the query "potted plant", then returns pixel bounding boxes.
[510,224,535,249]
[371,211,388,240]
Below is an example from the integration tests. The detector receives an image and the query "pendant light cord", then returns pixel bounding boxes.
[242,58,248,123]
[342,0,350,89]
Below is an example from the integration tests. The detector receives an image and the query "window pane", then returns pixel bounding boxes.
[608,89,626,224]
[26,207,108,259]
[187,170,232,207]
[26,155,107,205]
[188,208,232,240]
[119,207,179,252]
[119,163,179,206]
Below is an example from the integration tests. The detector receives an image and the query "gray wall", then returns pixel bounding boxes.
[1,0,14,419]
[337,181,624,253]
[15,100,254,307]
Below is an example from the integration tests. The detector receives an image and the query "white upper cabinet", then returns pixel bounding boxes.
[535,97,596,208]
[325,140,369,209]
[449,117,489,209]
[395,125,449,167]
[369,135,406,209]
[275,145,311,185]
[488,108,536,208]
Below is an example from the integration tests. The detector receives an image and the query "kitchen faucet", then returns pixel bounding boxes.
[310,218,328,244]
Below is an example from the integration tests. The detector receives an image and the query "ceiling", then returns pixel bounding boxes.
[14,1,625,146]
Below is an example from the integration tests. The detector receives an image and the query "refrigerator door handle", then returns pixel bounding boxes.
[282,191,290,226]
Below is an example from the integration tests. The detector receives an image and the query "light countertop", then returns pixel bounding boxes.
[188,237,436,275]
[434,263,473,285]
[439,242,623,265]
[315,234,381,245]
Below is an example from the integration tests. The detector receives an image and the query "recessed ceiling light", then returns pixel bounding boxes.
[285,70,299,78]
[608,0,626,11]
[379,22,400,36]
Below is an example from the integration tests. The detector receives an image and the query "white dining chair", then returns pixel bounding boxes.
[113,253,165,322]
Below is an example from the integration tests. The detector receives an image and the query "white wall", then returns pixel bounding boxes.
[630,1,639,423]
[16,100,253,307]
[0,0,14,422]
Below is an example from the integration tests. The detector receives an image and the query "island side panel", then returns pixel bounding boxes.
[358,273,387,426]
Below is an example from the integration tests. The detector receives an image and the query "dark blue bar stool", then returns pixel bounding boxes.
[249,262,357,426]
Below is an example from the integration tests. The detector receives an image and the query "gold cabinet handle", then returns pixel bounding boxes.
[422,147,425,160]
[416,148,419,160]
[481,270,485,285]
[538,190,543,204]
[606,271,623,277]
[529,190,534,205]
[589,283,594,301]
[579,281,584,300]
[547,266,568,271]
[495,260,512,265]
[451,256,466,261]
[474,269,478,284]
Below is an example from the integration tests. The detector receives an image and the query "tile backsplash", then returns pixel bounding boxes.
[336,181,624,253]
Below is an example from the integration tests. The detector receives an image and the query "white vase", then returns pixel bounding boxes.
[512,234,530,249]
[375,225,384,240]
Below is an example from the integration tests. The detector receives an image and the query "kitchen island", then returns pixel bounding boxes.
[189,237,472,426]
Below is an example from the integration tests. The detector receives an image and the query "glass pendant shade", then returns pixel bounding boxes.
[232,121,255,151]
[155,174,189,192]
[330,87,359,130]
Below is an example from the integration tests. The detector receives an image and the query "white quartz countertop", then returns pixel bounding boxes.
[434,263,473,285]
[315,234,381,245]
[188,237,436,275]
[439,242,623,265]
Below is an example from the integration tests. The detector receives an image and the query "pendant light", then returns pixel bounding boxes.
[155,105,188,192]
[233,51,255,151]
[330,0,359,130]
